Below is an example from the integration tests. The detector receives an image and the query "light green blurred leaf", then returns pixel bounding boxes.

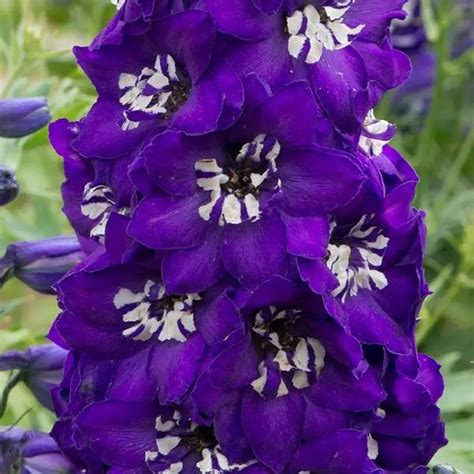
[439,369,474,413]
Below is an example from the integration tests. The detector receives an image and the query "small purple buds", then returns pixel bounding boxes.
[0,236,84,294]
[0,97,52,138]
[0,166,19,206]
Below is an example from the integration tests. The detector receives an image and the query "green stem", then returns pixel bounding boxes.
[417,279,461,346]
[0,370,23,418]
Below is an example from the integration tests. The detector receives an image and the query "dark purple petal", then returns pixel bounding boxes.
[148,334,205,404]
[415,354,444,404]
[153,10,215,83]
[76,400,156,468]
[161,234,225,294]
[206,0,279,40]
[324,293,411,355]
[214,403,254,463]
[208,336,260,389]
[129,194,209,250]
[241,390,304,472]
[170,77,224,135]
[279,148,366,214]
[144,131,223,197]
[283,214,329,258]
[291,429,370,473]
[222,216,287,289]
[307,362,385,411]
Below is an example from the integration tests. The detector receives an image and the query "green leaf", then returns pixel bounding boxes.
[439,369,474,413]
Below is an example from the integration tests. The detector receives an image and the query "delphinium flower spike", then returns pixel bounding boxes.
[45,1,447,472]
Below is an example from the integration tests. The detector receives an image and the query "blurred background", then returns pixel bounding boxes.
[0,0,472,470]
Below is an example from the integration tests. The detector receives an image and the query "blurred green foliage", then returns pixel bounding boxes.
[0,0,472,469]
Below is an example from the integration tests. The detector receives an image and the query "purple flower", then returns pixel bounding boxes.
[0,426,78,473]
[50,279,446,473]
[0,344,67,412]
[0,166,19,206]
[0,97,51,138]
[391,0,426,53]
[390,0,437,118]
[49,119,135,251]
[192,276,385,472]
[45,0,447,472]
[372,353,447,472]
[76,401,268,472]
[54,262,216,404]
[203,0,411,133]
[70,9,243,159]
[0,236,84,294]
[129,79,366,291]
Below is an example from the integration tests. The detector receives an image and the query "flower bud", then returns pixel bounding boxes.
[0,344,68,412]
[0,236,84,294]
[432,466,462,474]
[0,97,51,138]
[0,426,78,473]
[0,166,19,206]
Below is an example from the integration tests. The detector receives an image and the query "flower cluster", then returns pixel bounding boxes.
[48,1,447,472]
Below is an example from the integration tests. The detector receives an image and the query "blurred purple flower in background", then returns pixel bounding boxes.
[0,344,67,412]
[0,97,51,139]
[0,426,79,473]
[0,236,84,295]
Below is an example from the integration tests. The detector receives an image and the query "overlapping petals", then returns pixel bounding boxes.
[46,1,446,472]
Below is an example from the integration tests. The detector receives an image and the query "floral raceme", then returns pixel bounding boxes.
[47,0,446,473]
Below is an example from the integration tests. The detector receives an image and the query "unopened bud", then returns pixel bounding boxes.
[0,166,19,206]
[0,97,51,138]
[0,236,84,294]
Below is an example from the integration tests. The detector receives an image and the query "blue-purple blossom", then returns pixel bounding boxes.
[0,166,19,206]
[0,97,51,138]
[0,236,84,294]
[44,0,447,472]
[0,344,67,412]
[0,426,78,473]
[391,0,436,118]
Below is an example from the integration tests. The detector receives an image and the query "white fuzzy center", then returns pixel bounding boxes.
[118,54,180,131]
[327,215,389,302]
[251,307,326,399]
[287,2,364,64]
[113,281,199,342]
[81,183,129,242]
[359,110,394,156]
[195,134,281,226]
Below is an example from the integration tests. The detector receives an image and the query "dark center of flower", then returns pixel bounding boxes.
[253,309,300,355]
[150,294,182,315]
[221,167,259,198]
[163,74,191,119]
[318,6,329,23]
[185,426,217,452]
